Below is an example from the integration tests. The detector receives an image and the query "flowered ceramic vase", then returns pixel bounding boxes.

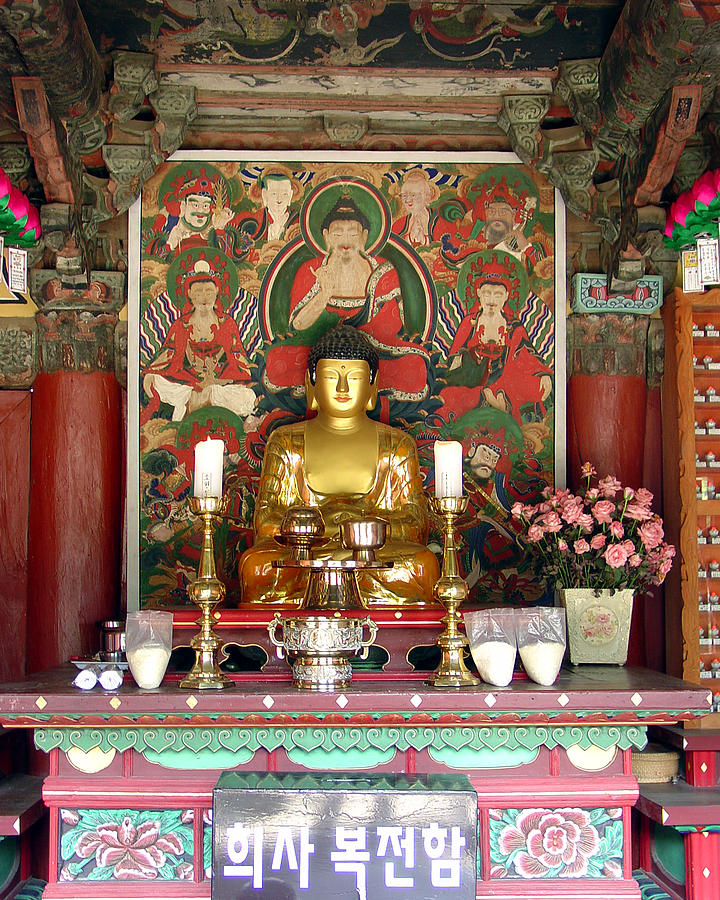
[556,588,634,664]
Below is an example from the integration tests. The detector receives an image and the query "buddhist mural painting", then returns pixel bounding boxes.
[79,2,611,72]
[136,156,560,608]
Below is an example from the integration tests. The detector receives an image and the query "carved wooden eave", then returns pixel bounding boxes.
[0,0,197,272]
[497,0,720,275]
[0,0,717,278]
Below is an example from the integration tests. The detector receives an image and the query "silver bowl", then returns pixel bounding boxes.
[340,517,388,562]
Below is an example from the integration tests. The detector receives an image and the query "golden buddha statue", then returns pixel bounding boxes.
[239,325,440,606]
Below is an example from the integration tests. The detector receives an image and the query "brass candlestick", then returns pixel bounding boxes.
[180,495,233,690]
[427,495,480,688]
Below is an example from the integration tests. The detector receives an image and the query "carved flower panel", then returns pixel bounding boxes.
[489,806,624,879]
[58,808,195,882]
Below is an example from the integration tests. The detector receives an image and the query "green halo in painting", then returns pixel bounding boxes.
[456,249,529,315]
[165,246,239,310]
[300,177,391,256]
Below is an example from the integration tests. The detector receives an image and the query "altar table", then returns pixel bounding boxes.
[0,666,708,900]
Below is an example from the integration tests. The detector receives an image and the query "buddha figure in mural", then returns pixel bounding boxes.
[239,325,440,606]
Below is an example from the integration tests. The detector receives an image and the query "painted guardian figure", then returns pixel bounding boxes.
[239,325,440,606]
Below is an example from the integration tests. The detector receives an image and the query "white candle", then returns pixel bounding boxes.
[193,438,224,498]
[434,440,463,498]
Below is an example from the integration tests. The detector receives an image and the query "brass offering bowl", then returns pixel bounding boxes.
[340,516,388,562]
[268,613,378,691]
[276,505,326,560]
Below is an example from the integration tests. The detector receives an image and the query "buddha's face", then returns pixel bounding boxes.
[323,220,368,263]
[310,357,376,418]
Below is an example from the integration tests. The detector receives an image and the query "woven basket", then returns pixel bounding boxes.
[631,743,681,783]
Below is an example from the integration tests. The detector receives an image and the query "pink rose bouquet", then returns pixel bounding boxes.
[511,462,675,592]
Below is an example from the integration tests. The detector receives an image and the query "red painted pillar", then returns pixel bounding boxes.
[685,832,720,900]
[26,371,123,671]
[566,315,665,668]
[0,391,31,680]
[567,372,648,488]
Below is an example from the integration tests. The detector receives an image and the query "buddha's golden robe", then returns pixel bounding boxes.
[239,422,440,606]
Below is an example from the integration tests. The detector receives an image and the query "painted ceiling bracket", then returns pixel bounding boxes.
[497,94,551,167]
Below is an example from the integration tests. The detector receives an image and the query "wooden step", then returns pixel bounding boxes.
[0,775,44,836]
[637,779,720,826]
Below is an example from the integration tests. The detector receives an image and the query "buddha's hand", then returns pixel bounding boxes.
[309,256,337,299]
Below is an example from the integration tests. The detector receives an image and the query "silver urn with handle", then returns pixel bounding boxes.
[267,613,378,690]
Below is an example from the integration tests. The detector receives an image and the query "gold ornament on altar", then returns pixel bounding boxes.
[427,442,481,688]
[180,439,232,691]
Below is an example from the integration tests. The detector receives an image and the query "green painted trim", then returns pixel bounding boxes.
[675,824,720,834]
[287,746,396,769]
[144,747,253,769]
[428,745,538,769]
[35,724,648,758]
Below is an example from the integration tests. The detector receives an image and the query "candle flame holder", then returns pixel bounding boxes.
[180,494,233,691]
[427,495,480,688]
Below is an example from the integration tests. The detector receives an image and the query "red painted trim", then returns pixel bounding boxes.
[622,806,632,879]
[192,808,203,884]
[122,749,132,779]
[405,746,416,775]
[266,749,277,773]
[475,881,640,898]
[41,885,211,898]
[47,806,58,884]
[478,807,490,881]
[469,774,638,807]
[49,749,59,777]
[549,747,559,776]
[623,748,633,775]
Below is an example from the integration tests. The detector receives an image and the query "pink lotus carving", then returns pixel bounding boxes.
[75,816,184,879]
[498,808,600,878]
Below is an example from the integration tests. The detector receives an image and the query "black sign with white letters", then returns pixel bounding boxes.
[212,772,477,899]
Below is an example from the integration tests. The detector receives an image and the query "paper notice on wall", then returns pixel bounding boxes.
[683,249,703,293]
[7,246,27,294]
[698,237,720,286]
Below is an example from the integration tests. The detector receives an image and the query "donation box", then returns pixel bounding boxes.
[212,771,477,900]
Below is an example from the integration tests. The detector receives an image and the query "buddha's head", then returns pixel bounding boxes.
[305,325,379,419]
[321,195,370,263]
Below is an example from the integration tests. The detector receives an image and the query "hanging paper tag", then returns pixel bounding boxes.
[683,249,703,293]
[698,238,720,286]
[7,246,27,293]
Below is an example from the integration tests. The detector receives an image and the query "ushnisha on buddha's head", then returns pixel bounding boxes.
[304,325,379,420]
